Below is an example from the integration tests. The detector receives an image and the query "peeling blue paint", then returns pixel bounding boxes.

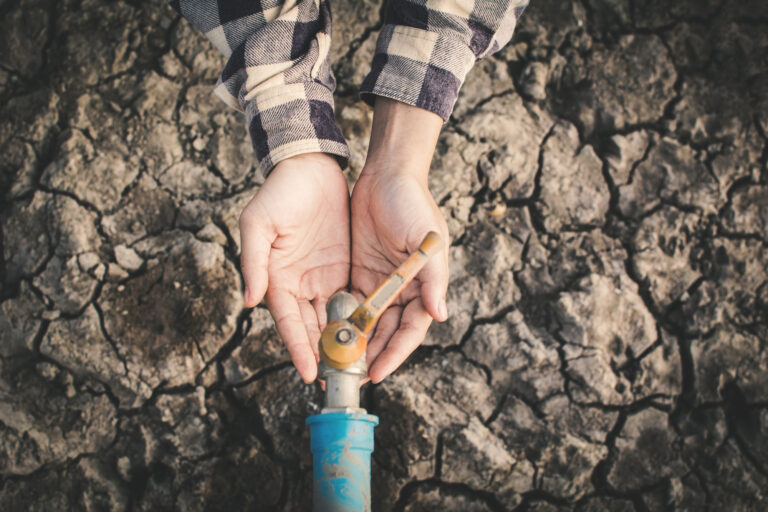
[306,412,379,512]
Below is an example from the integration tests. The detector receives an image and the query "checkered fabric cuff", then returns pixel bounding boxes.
[360,25,477,121]
[170,0,349,176]
[243,82,349,176]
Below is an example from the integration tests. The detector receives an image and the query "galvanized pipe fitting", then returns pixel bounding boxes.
[320,291,366,412]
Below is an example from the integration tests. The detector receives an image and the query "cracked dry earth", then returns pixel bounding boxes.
[1,0,767,510]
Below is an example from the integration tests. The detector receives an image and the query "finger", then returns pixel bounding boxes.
[298,299,321,361]
[365,306,401,369]
[417,236,449,322]
[368,298,432,384]
[312,297,328,332]
[267,290,317,383]
[239,214,273,308]
[350,288,366,306]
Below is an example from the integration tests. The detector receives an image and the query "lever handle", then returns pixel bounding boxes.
[348,231,442,337]
[319,231,443,370]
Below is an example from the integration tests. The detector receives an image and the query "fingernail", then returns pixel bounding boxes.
[438,299,448,321]
[243,286,251,306]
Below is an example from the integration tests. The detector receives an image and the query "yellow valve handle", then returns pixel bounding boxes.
[320,232,443,369]
[348,231,442,337]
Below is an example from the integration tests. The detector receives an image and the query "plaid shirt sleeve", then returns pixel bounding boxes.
[170,0,348,175]
[361,0,530,121]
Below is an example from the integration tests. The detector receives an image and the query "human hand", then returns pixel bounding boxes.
[239,153,349,383]
[350,98,449,384]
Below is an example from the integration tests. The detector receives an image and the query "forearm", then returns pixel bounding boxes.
[364,97,444,180]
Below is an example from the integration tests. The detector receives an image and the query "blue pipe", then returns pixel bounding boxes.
[306,412,379,512]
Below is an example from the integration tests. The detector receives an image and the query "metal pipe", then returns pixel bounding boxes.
[305,233,442,510]
[322,292,365,411]
[307,292,378,512]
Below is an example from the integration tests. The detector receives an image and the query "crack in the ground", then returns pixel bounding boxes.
[392,477,509,512]
[2,0,767,509]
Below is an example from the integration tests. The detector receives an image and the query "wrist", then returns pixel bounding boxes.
[363,97,443,181]
[270,152,342,179]
[278,152,340,169]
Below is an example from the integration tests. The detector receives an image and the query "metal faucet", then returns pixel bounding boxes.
[306,231,443,512]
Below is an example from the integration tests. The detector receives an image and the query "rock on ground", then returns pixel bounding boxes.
[1,0,767,509]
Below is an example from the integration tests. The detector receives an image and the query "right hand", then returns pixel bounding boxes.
[239,153,350,383]
[349,97,450,384]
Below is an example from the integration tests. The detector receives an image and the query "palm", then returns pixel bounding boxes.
[263,174,348,308]
[351,173,428,301]
[240,155,349,382]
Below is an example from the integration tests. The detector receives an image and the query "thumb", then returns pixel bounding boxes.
[239,216,273,308]
[417,231,449,322]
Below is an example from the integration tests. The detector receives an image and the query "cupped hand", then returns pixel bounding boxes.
[350,167,449,384]
[239,153,349,383]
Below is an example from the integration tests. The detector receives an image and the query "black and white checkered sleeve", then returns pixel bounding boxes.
[170,0,348,175]
[360,0,529,121]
